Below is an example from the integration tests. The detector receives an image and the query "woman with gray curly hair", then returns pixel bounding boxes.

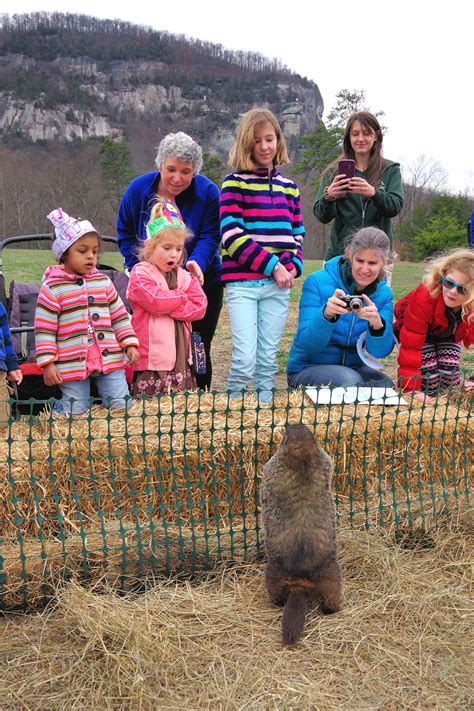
[117,131,222,390]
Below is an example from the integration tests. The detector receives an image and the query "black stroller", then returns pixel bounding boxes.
[0,234,130,416]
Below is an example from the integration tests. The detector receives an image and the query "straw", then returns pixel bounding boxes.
[0,511,471,709]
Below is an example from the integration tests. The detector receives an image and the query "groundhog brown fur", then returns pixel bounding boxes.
[261,423,342,646]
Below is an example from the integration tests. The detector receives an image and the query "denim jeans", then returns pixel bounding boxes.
[288,363,393,388]
[54,368,131,415]
[226,279,290,402]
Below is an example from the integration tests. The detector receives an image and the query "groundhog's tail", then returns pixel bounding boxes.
[282,588,306,646]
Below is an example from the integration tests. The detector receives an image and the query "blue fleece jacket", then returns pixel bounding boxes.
[116,171,222,287]
[287,256,394,374]
[0,303,19,373]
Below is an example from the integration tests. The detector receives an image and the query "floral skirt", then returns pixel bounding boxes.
[131,367,197,398]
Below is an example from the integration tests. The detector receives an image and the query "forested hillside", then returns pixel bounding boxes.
[0,13,324,249]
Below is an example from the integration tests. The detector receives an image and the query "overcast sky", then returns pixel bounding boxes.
[2,0,473,195]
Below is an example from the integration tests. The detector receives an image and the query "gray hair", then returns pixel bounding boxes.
[155,132,203,174]
[344,227,391,264]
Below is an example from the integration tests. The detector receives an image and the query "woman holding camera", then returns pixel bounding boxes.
[314,112,403,284]
[287,227,394,388]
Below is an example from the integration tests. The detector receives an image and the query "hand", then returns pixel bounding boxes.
[323,288,350,319]
[125,346,140,366]
[326,174,352,199]
[43,363,63,386]
[413,391,435,405]
[356,294,383,330]
[7,369,23,386]
[348,177,376,198]
[186,260,204,285]
[273,264,294,289]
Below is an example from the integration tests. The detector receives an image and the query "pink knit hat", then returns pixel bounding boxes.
[47,208,98,260]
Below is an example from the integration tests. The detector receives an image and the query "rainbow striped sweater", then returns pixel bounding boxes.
[35,265,138,382]
[219,168,305,283]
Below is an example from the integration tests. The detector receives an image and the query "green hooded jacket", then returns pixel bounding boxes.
[314,160,404,260]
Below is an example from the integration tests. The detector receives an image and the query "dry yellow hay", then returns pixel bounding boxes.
[0,479,462,610]
[1,391,471,544]
[0,511,472,710]
[0,518,259,610]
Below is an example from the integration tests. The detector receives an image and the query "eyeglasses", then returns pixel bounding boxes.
[441,276,467,295]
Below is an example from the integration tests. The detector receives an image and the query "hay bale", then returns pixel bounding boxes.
[0,511,472,709]
[0,391,471,543]
[0,517,259,609]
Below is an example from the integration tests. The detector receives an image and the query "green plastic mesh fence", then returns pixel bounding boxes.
[0,387,472,610]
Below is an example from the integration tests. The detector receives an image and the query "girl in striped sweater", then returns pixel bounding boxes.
[35,208,140,415]
[220,108,305,403]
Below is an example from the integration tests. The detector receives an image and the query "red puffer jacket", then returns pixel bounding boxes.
[395,283,474,391]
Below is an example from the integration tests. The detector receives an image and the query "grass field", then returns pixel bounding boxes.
[2,249,472,389]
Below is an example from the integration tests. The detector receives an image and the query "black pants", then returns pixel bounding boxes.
[192,281,224,390]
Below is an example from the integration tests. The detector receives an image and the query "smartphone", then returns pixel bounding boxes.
[338,159,356,180]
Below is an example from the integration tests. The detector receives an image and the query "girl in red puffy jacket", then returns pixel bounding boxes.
[395,249,474,403]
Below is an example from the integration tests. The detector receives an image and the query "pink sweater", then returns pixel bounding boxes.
[127,262,207,371]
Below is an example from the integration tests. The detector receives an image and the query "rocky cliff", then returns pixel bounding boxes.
[0,14,326,254]
[0,14,323,156]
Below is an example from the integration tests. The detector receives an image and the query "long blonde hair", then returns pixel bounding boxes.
[424,248,474,322]
[228,108,289,171]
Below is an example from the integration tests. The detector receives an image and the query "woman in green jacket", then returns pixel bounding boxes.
[314,112,403,283]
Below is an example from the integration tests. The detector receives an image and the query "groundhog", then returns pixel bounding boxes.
[261,423,342,646]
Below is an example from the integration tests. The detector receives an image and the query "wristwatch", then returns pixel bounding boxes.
[273,262,282,273]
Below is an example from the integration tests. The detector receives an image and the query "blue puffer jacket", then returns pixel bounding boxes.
[116,171,222,287]
[287,256,394,374]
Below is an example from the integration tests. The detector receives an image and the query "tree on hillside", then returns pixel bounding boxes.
[326,88,384,129]
[1,13,294,76]
[413,214,466,260]
[398,193,471,259]
[202,152,225,187]
[43,144,108,227]
[99,138,136,213]
[293,124,341,182]
[399,154,448,223]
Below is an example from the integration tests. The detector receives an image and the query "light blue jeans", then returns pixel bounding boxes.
[226,279,290,402]
[54,368,131,415]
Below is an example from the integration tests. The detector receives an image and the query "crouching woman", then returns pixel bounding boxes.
[287,227,394,387]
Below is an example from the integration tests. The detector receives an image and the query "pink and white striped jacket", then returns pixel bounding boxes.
[35,265,138,381]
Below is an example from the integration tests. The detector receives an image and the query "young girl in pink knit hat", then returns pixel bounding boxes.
[127,200,207,396]
[35,208,140,414]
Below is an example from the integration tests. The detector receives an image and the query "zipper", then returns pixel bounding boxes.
[360,195,368,226]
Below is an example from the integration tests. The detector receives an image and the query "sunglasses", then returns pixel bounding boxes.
[441,276,467,295]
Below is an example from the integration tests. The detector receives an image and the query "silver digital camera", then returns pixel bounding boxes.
[341,295,364,312]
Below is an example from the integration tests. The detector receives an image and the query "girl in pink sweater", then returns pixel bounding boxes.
[127,200,207,396]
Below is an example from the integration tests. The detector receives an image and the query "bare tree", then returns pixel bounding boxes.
[401,154,448,222]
